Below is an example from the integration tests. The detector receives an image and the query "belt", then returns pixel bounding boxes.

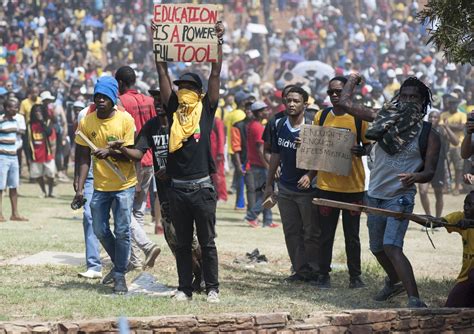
[171,176,213,191]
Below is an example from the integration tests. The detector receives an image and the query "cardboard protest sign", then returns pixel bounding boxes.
[152,4,219,62]
[296,124,355,176]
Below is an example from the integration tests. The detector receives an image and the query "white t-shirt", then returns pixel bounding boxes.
[14,113,26,150]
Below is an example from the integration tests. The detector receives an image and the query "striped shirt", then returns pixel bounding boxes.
[0,115,19,156]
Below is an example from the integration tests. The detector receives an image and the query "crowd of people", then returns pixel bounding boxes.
[0,0,473,307]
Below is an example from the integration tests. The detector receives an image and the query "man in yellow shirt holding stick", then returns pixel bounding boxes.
[72,76,137,295]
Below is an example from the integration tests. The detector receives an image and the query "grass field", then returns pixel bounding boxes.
[0,180,466,321]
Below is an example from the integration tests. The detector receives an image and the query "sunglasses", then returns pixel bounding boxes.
[327,89,343,96]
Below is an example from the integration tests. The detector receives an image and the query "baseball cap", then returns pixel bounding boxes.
[173,72,203,90]
[387,69,396,78]
[250,101,268,112]
[40,91,55,101]
[73,101,86,109]
[234,91,252,104]
[445,63,456,71]
[148,84,160,95]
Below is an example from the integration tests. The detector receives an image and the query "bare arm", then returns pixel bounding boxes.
[208,22,225,106]
[399,130,441,186]
[441,122,460,147]
[461,121,474,159]
[117,147,144,162]
[256,142,269,169]
[264,153,280,199]
[339,73,379,122]
[74,144,91,194]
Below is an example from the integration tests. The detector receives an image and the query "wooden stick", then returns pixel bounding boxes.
[76,131,127,182]
[312,198,430,224]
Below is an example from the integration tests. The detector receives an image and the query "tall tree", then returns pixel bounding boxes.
[418,0,473,65]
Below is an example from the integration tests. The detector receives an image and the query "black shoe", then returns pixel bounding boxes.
[101,269,114,285]
[407,296,428,308]
[313,274,331,289]
[113,276,128,295]
[374,277,405,301]
[283,273,306,283]
[349,276,366,289]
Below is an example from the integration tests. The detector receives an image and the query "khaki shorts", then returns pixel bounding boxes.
[30,160,56,179]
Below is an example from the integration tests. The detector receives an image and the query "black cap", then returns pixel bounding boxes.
[173,73,203,90]
[148,84,160,95]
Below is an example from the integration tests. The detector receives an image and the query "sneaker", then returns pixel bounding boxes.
[349,276,366,289]
[113,276,128,295]
[283,273,306,283]
[407,296,428,308]
[313,274,331,289]
[373,277,405,301]
[264,223,279,228]
[173,290,192,301]
[126,262,142,273]
[78,269,102,279]
[143,244,161,269]
[207,290,220,303]
[101,269,114,285]
[247,219,260,228]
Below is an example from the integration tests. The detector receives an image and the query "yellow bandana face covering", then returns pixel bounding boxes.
[169,89,203,152]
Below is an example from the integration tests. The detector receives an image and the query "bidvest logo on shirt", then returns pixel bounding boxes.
[278,137,297,150]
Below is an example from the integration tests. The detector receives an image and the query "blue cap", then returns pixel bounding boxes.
[94,76,119,105]
[234,91,252,104]
[250,101,268,112]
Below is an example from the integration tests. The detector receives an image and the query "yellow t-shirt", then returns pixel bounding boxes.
[313,110,370,193]
[444,211,474,283]
[75,109,137,192]
[223,108,246,154]
[440,111,467,147]
[88,40,103,61]
[19,97,42,124]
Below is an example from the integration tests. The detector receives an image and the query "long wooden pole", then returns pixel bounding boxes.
[76,131,127,182]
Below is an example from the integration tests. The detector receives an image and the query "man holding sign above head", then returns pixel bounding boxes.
[152,14,224,303]
[311,76,371,290]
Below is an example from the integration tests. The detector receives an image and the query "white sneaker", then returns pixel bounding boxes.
[78,269,102,279]
[207,290,220,303]
[173,290,192,302]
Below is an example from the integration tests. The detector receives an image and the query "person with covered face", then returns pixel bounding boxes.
[338,74,441,308]
[153,21,225,303]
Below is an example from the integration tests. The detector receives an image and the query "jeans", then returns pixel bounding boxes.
[277,185,320,276]
[316,189,364,278]
[367,193,415,252]
[245,165,272,225]
[83,174,102,272]
[168,183,219,296]
[129,164,155,266]
[90,186,135,278]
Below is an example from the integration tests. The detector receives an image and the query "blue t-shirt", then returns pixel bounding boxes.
[272,118,310,192]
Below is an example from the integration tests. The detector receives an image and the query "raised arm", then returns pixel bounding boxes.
[151,21,173,107]
[461,120,474,159]
[208,21,225,107]
[339,73,379,122]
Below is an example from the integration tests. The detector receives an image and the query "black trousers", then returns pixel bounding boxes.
[168,185,219,296]
[316,189,364,278]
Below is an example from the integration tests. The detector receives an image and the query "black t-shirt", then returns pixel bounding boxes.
[135,116,170,201]
[164,91,217,180]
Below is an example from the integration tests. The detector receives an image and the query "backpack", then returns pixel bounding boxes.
[418,121,432,171]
